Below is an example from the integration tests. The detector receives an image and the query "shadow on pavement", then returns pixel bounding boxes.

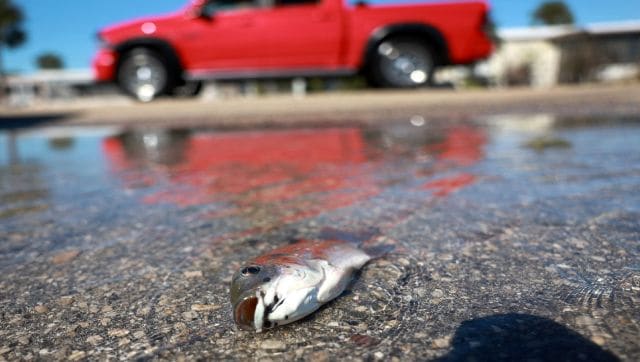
[0,113,71,130]
[435,313,619,362]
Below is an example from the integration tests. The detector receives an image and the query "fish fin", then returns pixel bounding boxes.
[361,244,395,259]
[319,227,380,246]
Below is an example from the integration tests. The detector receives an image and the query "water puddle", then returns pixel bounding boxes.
[1,115,639,359]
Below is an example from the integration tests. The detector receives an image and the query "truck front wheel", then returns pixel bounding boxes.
[117,48,171,102]
[369,37,435,88]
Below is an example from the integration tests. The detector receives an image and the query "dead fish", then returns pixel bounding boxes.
[230,233,389,332]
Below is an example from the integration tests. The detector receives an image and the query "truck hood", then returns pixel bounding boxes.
[97,12,184,46]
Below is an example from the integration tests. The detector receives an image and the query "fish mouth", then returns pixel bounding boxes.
[233,291,284,332]
[234,296,259,331]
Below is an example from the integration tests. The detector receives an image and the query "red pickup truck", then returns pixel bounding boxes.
[93,0,492,101]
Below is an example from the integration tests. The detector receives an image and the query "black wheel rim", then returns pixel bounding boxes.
[377,41,432,87]
[120,52,167,102]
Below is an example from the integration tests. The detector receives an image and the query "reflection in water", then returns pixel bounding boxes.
[1,119,639,359]
[423,173,477,197]
[0,131,50,219]
[434,125,486,166]
[107,128,192,167]
[0,166,50,219]
[103,125,486,235]
[47,136,76,151]
[7,130,19,165]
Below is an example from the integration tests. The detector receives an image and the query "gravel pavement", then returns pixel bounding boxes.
[0,92,639,360]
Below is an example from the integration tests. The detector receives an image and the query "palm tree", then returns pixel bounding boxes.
[0,0,27,96]
[36,53,64,70]
[532,1,575,26]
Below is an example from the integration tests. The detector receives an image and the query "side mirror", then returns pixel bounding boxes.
[187,4,214,20]
[197,5,215,20]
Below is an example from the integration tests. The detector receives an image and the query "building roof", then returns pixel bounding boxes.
[498,19,640,42]
[498,25,577,41]
[585,20,640,34]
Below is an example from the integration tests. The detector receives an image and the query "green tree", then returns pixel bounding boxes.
[532,1,575,25]
[36,52,64,70]
[0,0,27,96]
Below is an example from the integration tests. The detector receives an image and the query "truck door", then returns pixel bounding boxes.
[262,0,343,68]
[179,0,274,71]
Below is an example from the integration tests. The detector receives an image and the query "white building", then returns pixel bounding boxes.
[480,20,640,88]
[4,69,96,107]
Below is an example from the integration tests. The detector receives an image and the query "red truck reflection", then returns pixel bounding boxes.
[103,128,378,223]
[103,125,486,226]
[94,0,493,101]
[422,125,486,196]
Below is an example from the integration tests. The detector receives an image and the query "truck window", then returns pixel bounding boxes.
[274,0,319,7]
[201,0,263,14]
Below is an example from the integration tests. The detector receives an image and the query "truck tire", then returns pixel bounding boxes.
[369,37,435,88]
[117,48,172,102]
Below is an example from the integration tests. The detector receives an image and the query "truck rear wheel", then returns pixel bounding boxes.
[117,48,171,102]
[369,37,434,88]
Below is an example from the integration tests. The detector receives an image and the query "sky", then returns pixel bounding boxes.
[3,0,640,73]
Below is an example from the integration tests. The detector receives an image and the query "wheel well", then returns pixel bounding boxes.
[361,23,450,72]
[114,38,183,82]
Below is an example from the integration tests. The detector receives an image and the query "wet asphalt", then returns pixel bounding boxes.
[0,114,639,361]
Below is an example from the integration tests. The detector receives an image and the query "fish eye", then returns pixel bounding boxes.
[241,266,261,275]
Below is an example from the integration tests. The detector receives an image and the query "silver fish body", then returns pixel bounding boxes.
[230,239,372,332]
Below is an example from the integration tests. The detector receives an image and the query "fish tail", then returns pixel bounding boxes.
[361,244,395,259]
[319,227,394,258]
[319,227,380,246]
